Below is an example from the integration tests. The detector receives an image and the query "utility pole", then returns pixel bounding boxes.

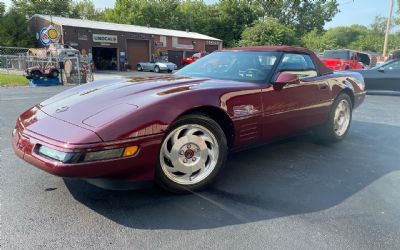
[383,0,395,57]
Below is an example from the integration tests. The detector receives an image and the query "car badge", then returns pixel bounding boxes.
[55,106,69,113]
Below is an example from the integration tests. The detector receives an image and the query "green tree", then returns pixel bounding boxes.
[208,0,260,47]
[0,9,36,47]
[323,25,369,48]
[0,1,5,17]
[301,28,335,52]
[256,0,339,35]
[70,0,100,20]
[238,18,296,46]
[177,0,209,34]
[11,0,72,17]
[107,0,182,29]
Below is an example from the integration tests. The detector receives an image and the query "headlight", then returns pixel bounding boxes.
[36,145,139,163]
[83,148,123,162]
[37,145,75,162]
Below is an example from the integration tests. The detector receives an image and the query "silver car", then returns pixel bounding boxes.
[136,60,177,73]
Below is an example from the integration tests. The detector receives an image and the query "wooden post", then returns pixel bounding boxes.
[383,0,394,57]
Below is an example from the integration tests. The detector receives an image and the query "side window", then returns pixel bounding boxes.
[384,60,400,71]
[277,53,318,79]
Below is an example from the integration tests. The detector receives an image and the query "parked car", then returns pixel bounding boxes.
[47,44,79,58]
[181,52,208,66]
[388,49,400,60]
[24,65,59,80]
[137,60,177,73]
[321,49,371,70]
[356,58,400,92]
[12,46,365,193]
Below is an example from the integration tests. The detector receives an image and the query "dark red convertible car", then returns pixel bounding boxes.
[12,46,366,192]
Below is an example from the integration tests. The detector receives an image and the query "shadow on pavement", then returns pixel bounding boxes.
[64,120,400,230]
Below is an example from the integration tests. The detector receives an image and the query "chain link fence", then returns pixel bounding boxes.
[0,46,93,85]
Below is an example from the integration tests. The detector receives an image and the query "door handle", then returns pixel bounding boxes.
[319,83,329,90]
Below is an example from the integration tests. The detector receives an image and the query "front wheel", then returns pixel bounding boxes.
[31,71,42,80]
[154,66,160,73]
[156,114,228,193]
[137,64,143,71]
[315,93,352,142]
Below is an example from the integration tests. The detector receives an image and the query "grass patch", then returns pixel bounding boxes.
[0,73,28,86]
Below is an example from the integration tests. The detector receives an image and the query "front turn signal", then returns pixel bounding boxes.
[123,146,139,157]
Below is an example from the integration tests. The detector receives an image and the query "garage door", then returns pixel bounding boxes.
[127,40,149,69]
[205,45,219,53]
[185,51,198,58]
[168,50,183,67]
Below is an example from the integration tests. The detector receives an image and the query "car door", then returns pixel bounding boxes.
[365,60,400,91]
[261,53,331,140]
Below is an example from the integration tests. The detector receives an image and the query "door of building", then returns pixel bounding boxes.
[126,40,150,70]
[168,50,184,67]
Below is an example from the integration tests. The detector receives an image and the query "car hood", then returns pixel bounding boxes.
[157,62,176,66]
[38,75,249,131]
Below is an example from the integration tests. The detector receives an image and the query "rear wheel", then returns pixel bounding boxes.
[156,114,228,193]
[49,70,59,78]
[137,64,143,71]
[315,93,352,142]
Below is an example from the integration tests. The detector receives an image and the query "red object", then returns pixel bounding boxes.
[181,52,208,66]
[320,49,365,70]
[12,46,366,187]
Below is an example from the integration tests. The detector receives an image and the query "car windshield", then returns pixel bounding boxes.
[323,50,350,60]
[371,59,397,70]
[175,51,280,83]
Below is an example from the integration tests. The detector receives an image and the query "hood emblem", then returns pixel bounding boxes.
[55,106,69,113]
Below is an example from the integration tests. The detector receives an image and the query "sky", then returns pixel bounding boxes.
[2,0,394,29]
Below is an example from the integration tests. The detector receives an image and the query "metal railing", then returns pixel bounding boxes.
[0,46,93,85]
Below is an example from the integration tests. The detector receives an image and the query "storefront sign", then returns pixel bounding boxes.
[129,33,149,40]
[93,34,118,43]
[154,41,163,47]
[206,40,220,45]
[100,43,111,46]
[175,44,194,50]
[78,33,88,40]
[39,25,61,46]
[120,51,126,63]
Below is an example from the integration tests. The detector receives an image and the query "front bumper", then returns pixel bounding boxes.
[354,91,366,109]
[12,120,163,182]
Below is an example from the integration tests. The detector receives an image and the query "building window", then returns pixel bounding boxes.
[160,36,167,47]
[172,37,178,48]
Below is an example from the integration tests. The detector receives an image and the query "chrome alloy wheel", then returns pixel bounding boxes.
[333,99,351,136]
[160,124,219,185]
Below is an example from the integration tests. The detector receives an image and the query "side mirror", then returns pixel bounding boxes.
[272,72,300,90]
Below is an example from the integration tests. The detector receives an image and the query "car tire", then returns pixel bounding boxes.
[154,66,160,73]
[50,70,59,78]
[32,71,42,80]
[167,70,173,73]
[155,114,228,193]
[137,65,143,71]
[315,93,353,142]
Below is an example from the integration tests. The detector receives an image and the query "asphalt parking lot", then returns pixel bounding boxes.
[1,82,400,249]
